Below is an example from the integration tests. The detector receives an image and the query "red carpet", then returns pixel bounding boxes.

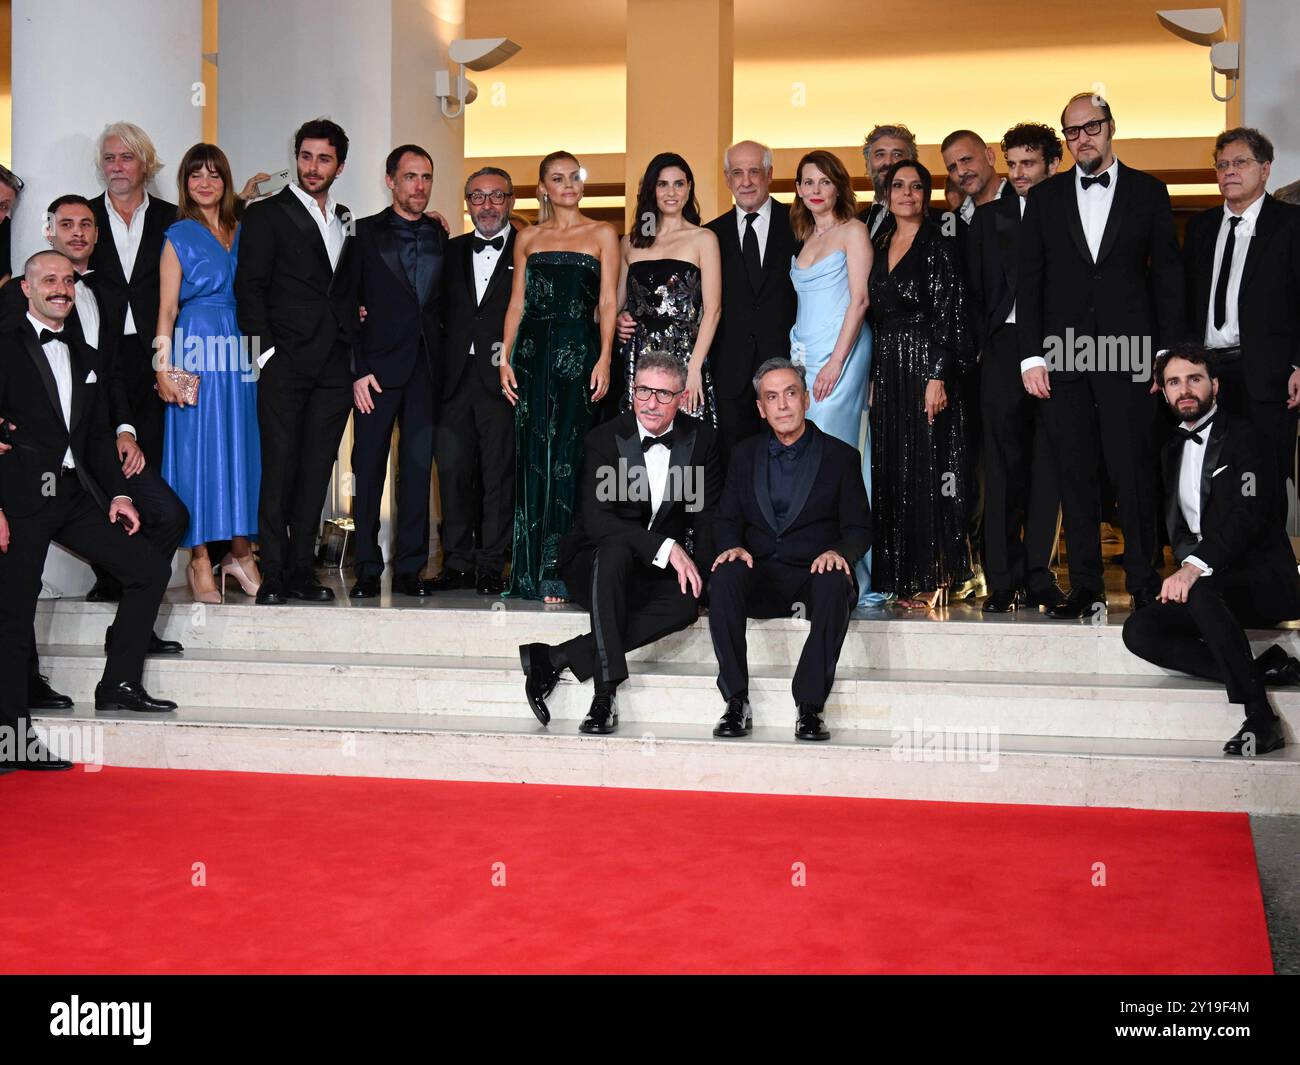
[0,767,1272,974]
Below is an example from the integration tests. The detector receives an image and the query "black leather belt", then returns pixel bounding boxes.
[1208,345,1241,367]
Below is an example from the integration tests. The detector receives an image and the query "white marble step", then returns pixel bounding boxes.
[37,644,1300,742]
[29,705,1300,815]
[35,594,1300,677]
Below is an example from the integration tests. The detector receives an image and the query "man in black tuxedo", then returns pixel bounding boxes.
[517,352,723,735]
[433,166,518,595]
[707,357,870,742]
[0,252,177,770]
[1019,93,1186,618]
[1183,127,1300,522]
[86,122,178,601]
[236,118,358,604]
[857,124,918,239]
[966,124,1065,613]
[348,145,446,599]
[1123,345,1300,755]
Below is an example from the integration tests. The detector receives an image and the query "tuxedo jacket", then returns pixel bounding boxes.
[1018,163,1185,378]
[1163,413,1298,589]
[705,200,798,400]
[234,186,358,368]
[88,193,177,351]
[0,321,128,517]
[966,187,1024,347]
[559,410,723,573]
[1183,194,1300,402]
[440,226,517,396]
[352,208,447,388]
[713,421,872,568]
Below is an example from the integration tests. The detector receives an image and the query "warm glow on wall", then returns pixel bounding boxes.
[464,64,627,157]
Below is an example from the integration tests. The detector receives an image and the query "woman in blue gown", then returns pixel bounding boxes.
[155,143,261,603]
[787,150,880,606]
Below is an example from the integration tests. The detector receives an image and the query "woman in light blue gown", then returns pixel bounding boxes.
[788,150,882,606]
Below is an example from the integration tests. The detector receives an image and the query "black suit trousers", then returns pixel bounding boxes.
[981,324,1060,593]
[256,342,354,579]
[433,367,515,574]
[707,556,855,707]
[87,463,189,598]
[351,354,434,578]
[2,475,170,737]
[557,539,699,689]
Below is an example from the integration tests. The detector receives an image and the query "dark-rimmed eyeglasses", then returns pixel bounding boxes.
[467,190,510,205]
[633,385,684,403]
[1062,119,1108,141]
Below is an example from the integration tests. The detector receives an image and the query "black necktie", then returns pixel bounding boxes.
[1080,172,1111,190]
[1176,414,1214,445]
[642,431,674,452]
[473,235,504,254]
[742,212,762,292]
[37,328,62,345]
[1213,216,1243,330]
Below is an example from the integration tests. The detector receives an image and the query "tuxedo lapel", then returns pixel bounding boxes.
[480,229,516,308]
[1200,418,1227,527]
[994,195,1019,291]
[777,423,824,533]
[1095,164,1131,265]
[614,418,652,526]
[1238,195,1277,293]
[656,416,698,530]
[67,339,90,434]
[374,213,417,299]
[1162,439,1186,547]
[92,197,128,288]
[752,430,778,533]
[22,327,64,427]
[277,187,332,278]
[1062,172,1092,264]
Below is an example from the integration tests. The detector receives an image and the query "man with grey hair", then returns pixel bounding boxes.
[518,350,722,734]
[859,123,919,237]
[707,357,871,742]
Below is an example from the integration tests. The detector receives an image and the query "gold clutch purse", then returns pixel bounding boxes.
[161,368,200,405]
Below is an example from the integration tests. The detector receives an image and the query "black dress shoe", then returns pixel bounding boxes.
[578,691,619,735]
[1223,716,1286,756]
[520,642,561,726]
[1129,587,1158,612]
[285,575,335,602]
[1046,587,1107,620]
[256,578,286,605]
[94,681,178,713]
[1024,582,1068,612]
[713,696,753,738]
[27,674,73,710]
[476,572,505,596]
[426,567,474,592]
[350,575,381,599]
[1256,644,1300,687]
[0,738,73,771]
[84,579,122,603]
[104,625,184,656]
[795,703,830,741]
[393,573,433,597]
[982,589,1022,613]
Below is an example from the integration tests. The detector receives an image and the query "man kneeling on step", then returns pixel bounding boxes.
[518,351,722,734]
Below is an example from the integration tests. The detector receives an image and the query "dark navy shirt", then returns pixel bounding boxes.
[767,425,813,525]
[390,208,440,302]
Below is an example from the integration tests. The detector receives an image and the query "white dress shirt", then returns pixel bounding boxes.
[468,228,506,356]
[960,177,1009,226]
[1204,193,1265,349]
[72,271,130,438]
[636,418,677,568]
[104,191,150,335]
[1177,404,1218,575]
[289,181,344,271]
[734,196,773,266]
[1003,194,1029,326]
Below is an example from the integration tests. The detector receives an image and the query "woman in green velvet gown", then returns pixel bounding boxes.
[499,151,620,602]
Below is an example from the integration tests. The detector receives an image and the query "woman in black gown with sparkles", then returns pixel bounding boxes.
[869,160,975,609]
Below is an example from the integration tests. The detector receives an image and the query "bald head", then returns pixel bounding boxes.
[22,250,75,326]
[723,140,774,212]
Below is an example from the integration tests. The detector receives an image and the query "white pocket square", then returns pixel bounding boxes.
[1212,465,1227,477]
[84,370,97,383]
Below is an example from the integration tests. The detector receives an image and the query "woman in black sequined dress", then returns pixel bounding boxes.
[616,152,721,424]
[868,160,975,609]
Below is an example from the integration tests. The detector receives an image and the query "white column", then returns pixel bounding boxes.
[1241,0,1300,179]
[12,0,204,594]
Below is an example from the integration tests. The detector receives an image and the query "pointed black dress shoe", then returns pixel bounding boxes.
[520,642,561,726]
[1223,716,1286,756]
[393,573,433,597]
[0,737,73,771]
[1024,582,1068,612]
[1046,587,1106,620]
[104,625,184,656]
[1256,644,1300,687]
[713,696,753,738]
[1129,587,1159,612]
[84,579,122,603]
[578,691,619,735]
[285,575,335,602]
[350,574,381,599]
[256,578,287,605]
[27,674,73,710]
[94,681,178,713]
[476,572,505,596]
[427,567,475,592]
[982,589,1022,613]
[795,703,830,741]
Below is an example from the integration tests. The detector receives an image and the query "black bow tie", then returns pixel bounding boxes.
[37,328,64,345]
[473,235,504,253]
[74,271,91,284]
[768,437,801,460]
[1080,172,1111,190]
[1176,415,1214,445]
[642,431,674,452]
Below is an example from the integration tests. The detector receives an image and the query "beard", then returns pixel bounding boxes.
[1077,153,1102,175]
[1173,392,1214,423]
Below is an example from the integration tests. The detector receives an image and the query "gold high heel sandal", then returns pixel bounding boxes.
[187,558,221,604]
[899,586,948,611]
[219,553,261,599]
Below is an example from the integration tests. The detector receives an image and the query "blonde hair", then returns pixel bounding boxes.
[537,150,580,224]
[95,121,164,183]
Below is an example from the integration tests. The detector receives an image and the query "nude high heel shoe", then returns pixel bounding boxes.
[187,557,221,604]
[219,553,261,597]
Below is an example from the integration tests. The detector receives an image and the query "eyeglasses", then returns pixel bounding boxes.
[1062,119,1108,141]
[1214,157,1259,172]
[632,385,684,403]
[467,190,510,205]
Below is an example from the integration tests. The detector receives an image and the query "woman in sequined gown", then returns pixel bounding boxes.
[499,151,620,602]
[616,152,720,423]
[868,160,975,609]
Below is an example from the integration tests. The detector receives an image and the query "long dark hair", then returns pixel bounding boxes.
[630,152,700,249]
[881,159,933,213]
[176,142,240,232]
